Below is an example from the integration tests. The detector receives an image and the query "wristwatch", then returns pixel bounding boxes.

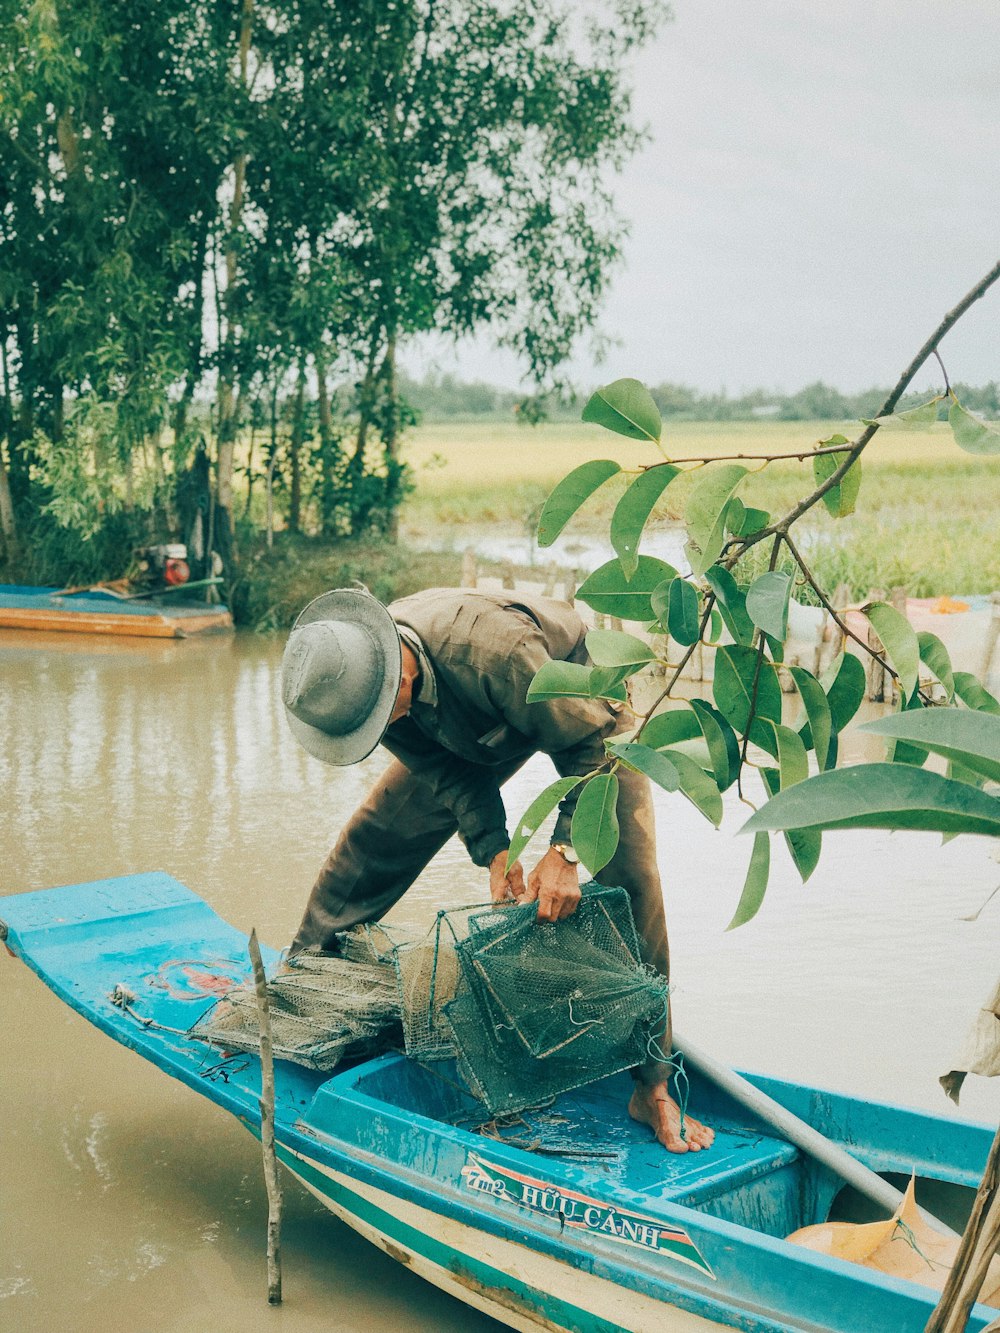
[551,842,580,865]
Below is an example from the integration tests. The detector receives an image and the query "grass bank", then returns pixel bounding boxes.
[401,419,1000,598]
[230,535,476,632]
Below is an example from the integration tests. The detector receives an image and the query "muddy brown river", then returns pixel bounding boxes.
[3,628,1000,1332]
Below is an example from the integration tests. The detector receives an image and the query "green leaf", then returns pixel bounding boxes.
[685,465,748,577]
[822,651,867,733]
[650,577,675,630]
[917,631,954,701]
[725,497,769,537]
[611,465,680,578]
[713,644,782,756]
[508,776,584,867]
[744,764,1000,839]
[761,768,822,881]
[704,565,755,646]
[641,708,701,748]
[813,436,862,518]
[948,398,1000,456]
[727,833,771,930]
[862,709,1000,784]
[527,660,596,701]
[739,506,770,536]
[667,577,701,645]
[883,693,929,770]
[954,672,1000,715]
[586,628,656,671]
[668,749,724,827]
[862,601,920,701]
[582,378,661,443]
[789,666,833,770]
[705,607,724,645]
[867,397,943,431]
[771,722,809,789]
[607,741,681,794]
[948,759,989,790]
[663,737,714,770]
[577,557,679,622]
[689,698,740,790]
[586,667,631,702]
[537,459,621,547]
[571,774,621,874]
[746,571,793,642]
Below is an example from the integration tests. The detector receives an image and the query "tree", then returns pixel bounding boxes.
[0,0,669,579]
[508,260,1000,928]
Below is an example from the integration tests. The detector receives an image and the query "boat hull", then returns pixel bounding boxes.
[0,584,232,637]
[3,871,999,1333]
[282,1147,725,1332]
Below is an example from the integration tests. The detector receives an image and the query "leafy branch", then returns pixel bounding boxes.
[509,261,1000,919]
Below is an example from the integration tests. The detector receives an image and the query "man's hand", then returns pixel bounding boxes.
[489,849,526,905]
[522,845,582,923]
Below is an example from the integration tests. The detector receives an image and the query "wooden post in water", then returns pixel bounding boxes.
[980,592,1000,686]
[826,582,850,669]
[461,548,477,589]
[249,929,283,1305]
[925,1119,1000,1332]
[888,586,908,703]
[866,588,887,701]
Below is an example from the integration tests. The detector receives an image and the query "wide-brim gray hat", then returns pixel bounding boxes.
[281,589,402,765]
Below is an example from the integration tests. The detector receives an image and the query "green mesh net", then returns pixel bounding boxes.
[188,888,667,1116]
[393,904,483,1060]
[396,885,669,1118]
[191,927,403,1071]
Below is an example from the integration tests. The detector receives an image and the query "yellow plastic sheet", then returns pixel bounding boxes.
[787,1177,1000,1302]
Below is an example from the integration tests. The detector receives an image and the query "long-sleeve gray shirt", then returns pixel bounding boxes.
[383,588,621,866]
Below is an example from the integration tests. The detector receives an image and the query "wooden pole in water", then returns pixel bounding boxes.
[925,1120,1000,1333]
[249,929,283,1305]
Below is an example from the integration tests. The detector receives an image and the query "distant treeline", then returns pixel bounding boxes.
[401,373,1000,423]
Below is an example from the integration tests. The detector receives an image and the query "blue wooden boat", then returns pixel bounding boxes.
[0,584,232,637]
[2,871,997,1332]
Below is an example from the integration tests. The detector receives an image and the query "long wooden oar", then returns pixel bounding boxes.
[675,1032,957,1237]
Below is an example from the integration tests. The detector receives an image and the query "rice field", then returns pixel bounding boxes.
[400,419,1000,598]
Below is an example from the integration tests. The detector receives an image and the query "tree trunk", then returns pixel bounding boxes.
[289,365,306,533]
[0,335,19,556]
[381,331,400,542]
[215,0,254,560]
[316,347,334,455]
[0,443,18,558]
[350,343,379,483]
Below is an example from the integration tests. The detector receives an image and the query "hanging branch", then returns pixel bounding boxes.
[735,535,784,796]
[635,593,718,728]
[781,530,933,702]
[732,258,1000,554]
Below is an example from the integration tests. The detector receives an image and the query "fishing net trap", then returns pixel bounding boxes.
[191,886,669,1119]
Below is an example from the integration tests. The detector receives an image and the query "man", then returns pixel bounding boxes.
[282,584,713,1155]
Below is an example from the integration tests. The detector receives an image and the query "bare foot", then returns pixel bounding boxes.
[629,1082,715,1154]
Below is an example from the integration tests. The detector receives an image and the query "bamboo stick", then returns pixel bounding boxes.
[249,929,283,1305]
[925,1119,1000,1332]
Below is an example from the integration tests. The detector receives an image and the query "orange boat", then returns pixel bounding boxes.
[0,584,233,638]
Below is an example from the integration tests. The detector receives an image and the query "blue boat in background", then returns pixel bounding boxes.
[0,584,232,637]
[2,871,997,1332]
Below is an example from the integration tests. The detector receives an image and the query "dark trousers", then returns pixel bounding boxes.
[291,755,672,1080]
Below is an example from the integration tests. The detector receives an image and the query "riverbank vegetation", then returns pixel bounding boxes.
[401,419,1000,599]
[0,0,665,587]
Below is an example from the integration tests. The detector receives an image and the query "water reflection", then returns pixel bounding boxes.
[2,628,1000,1333]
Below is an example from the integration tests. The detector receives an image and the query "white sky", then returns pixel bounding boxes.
[405,0,1000,394]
